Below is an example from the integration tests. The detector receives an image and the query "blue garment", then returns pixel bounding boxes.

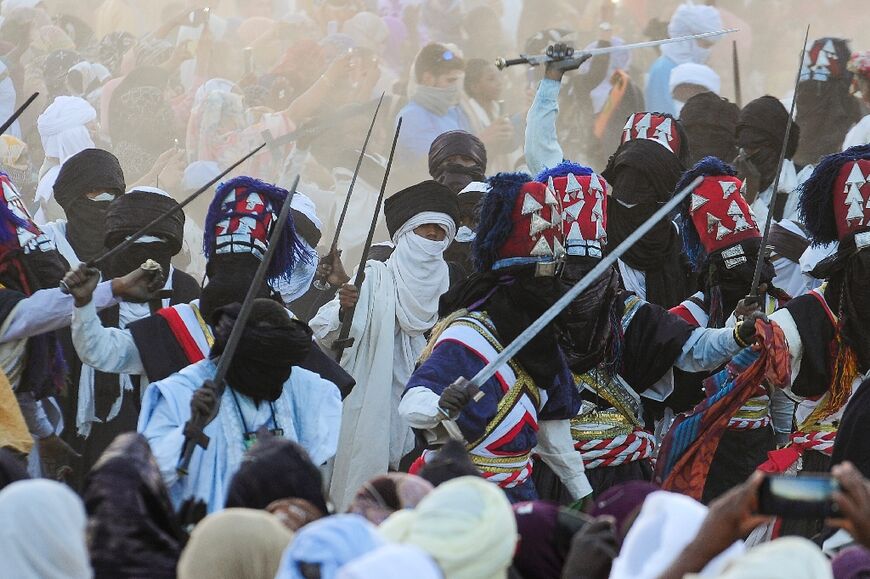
[395,100,471,168]
[525,78,565,177]
[138,359,342,513]
[275,514,384,579]
[644,55,678,116]
[404,315,581,454]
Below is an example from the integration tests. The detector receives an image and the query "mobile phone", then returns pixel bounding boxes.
[189,7,210,27]
[758,474,840,518]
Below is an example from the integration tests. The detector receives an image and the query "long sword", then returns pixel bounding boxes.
[495,29,737,70]
[732,40,743,108]
[331,118,402,361]
[749,25,810,298]
[0,92,38,136]
[445,176,704,397]
[177,174,299,476]
[306,93,385,317]
[60,144,265,288]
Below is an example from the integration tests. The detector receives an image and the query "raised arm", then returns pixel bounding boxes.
[0,282,117,343]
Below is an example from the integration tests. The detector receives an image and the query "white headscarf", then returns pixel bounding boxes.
[610,491,745,579]
[37,96,96,161]
[661,3,723,65]
[670,62,721,95]
[337,545,443,579]
[0,479,92,579]
[711,537,833,579]
[274,192,322,304]
[387,210,456,336]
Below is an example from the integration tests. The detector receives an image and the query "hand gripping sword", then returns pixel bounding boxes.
[495,29,737,70]
[437,176,705,438]
[177,174,300,476]
[331,118,403,361]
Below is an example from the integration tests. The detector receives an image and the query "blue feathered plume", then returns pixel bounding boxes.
[0,173,33,247]
[675,156,738,271]
[473,172,532,272]
[798,144,870,246]
[203,176,310,281]
[535,161,593,183]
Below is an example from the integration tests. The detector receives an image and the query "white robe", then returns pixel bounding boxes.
[138,358,342,513]
[310,260,422,510]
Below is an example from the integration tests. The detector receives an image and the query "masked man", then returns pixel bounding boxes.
[310,180,459,510]
[428,130,488,277]
[64,176,352,399]
[138,298,341,512]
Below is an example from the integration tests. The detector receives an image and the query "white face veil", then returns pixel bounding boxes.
[387,211,456,334]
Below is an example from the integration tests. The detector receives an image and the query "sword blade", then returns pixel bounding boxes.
[177,174,300,476]
[329,92,386,254]
[89,143,266,267]
[749,25,810,297]
[503,29,738,69]
[469,175,704,389]
[0,92,38,136]
[332,117,403,361]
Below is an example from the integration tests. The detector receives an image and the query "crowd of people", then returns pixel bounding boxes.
[1,0,870,577]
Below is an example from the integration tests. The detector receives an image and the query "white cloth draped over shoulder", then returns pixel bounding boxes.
[310,211,455,510]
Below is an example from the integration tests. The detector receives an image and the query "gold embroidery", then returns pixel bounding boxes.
[451,312,541,452]
[571,410,635,440]
[191,304,214,349]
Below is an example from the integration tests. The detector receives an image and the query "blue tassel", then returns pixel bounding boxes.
[202,176,311,281]
[798,144,870,246]
[473,172,532,272]
[534,161,593,183]
[675,157,739,271]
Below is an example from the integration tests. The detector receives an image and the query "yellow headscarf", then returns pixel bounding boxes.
[379,476,517,579]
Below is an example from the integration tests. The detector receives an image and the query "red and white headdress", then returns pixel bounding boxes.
[621,112,683,157]
[536,162,609,259]
[678,157,760,270]
[474,173,565,272]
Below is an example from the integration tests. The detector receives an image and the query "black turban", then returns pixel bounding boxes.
[210,299,313,403]
[680,92,740,166]
[602,139,690,308]
[53,148,126,208]
[53,148,126,263]
[384,180,460,239]
[602,139,685,205]
[104,190,185,255]
[737,96,801,160]
[428,131,487,193]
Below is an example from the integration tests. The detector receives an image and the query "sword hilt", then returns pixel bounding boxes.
[495,57,530,70]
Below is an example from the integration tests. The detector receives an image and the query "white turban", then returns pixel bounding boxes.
[342,12,389,52]
[37,96,96,162]
[669,62,721,95]
[610,491,745,579]
[661,3,723,65]
[181,161,221,193]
